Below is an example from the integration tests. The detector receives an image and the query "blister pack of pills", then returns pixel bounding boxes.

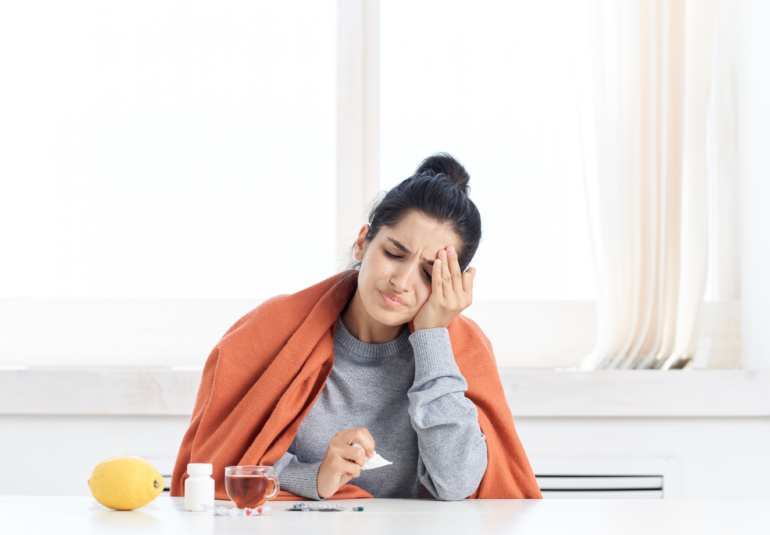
[289,502,347,512]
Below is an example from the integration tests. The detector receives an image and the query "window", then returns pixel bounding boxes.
[380,0,595,301]
[0,0,337,300]
[4,1,737,369]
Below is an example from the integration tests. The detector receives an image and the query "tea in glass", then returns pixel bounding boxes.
[224,466,280,509]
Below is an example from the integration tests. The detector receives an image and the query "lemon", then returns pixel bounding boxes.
[88,456,164,511]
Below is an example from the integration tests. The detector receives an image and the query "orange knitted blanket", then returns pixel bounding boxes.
[170,270,542,500]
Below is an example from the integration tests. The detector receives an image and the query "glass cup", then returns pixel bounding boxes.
[224,466,280,509]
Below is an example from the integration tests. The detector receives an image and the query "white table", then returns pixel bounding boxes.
[0,495,765,534]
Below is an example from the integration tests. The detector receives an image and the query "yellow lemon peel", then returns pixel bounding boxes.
[88,456,164,511]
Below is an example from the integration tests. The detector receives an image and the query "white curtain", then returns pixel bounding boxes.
[573,0,724,370]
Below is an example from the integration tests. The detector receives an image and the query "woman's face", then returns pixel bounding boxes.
[353,210,461,326]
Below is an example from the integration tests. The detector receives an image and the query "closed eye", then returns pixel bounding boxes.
[384,250,432,281]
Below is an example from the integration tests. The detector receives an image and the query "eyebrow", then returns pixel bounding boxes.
[387,238,435,266]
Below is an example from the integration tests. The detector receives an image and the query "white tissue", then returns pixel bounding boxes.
[352,443,393,470]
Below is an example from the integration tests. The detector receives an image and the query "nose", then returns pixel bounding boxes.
[390,262,416,292]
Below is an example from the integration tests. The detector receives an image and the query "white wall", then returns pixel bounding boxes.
[516,417,770,499]
[2,414,767,499]
[737,0,770,370]
[1,415,189,497]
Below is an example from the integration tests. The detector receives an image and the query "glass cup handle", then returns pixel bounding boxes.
[266,475,280,500]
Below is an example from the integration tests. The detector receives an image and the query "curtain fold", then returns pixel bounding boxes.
[574,0,716,370]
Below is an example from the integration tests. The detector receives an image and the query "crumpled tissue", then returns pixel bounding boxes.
[352,443,392,470]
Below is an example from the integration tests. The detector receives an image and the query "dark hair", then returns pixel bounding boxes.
[347,152,482,272]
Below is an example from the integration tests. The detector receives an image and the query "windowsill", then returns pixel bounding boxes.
[1,367,768,417]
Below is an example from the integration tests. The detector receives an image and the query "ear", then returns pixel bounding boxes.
[353,224,370,260]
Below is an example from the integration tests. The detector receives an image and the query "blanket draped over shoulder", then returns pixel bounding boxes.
[170,270,542,500]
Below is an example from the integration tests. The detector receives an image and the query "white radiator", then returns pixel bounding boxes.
[530,458,680,499]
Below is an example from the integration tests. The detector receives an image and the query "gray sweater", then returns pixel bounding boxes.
[272,315,488,501]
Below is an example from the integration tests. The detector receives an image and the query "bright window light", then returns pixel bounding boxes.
[381,0,596,301]
[0,1,337,299]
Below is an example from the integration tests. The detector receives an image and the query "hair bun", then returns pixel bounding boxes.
[415,152,470,195]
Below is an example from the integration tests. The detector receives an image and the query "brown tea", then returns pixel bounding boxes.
[225,474,276,509]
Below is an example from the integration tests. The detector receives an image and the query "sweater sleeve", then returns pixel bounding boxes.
[407,327,488,501]
[272,441,327,501]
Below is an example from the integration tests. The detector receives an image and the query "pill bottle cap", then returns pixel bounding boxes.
[187,463,213,476]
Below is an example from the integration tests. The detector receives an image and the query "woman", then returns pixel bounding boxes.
[170,153,541,501]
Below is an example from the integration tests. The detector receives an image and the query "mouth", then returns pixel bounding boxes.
[379,290,407,309]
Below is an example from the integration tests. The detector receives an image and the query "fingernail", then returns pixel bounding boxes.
[448,246,455,255]
[439,250,446,259]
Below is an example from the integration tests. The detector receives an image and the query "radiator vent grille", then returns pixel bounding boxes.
[537,476,663,499]
[531,458,679,499]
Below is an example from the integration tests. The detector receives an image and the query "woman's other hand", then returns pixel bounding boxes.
[412,245,476,331]
[316,427,376,498]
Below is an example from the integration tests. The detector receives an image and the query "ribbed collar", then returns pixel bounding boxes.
[334,315,412,358]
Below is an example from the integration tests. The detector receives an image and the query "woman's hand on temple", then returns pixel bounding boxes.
[412,245,476,331]
[316,427,375,499]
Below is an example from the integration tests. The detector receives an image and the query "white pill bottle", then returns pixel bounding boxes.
[184,463,215,513]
